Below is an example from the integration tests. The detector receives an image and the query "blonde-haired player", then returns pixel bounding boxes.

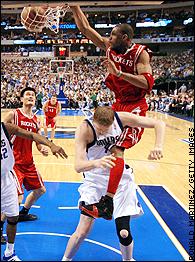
[62,106,165,261]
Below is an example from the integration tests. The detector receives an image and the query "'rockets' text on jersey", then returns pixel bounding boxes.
[11,109,39,165]
[105,43,153,103]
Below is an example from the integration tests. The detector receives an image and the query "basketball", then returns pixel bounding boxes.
[21,6,46,33]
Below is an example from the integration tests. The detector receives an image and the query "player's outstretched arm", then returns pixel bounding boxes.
[118,112,166,160]
[4,122,68,159]
[71,6,109,50]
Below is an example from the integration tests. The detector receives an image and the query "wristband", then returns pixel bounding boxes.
[117,70,122,77]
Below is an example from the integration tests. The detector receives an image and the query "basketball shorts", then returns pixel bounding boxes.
[1,171,19,217]
[112,100,148,149]
[12,163,44,195]
[45,117,56,128]
[78,165,144,220]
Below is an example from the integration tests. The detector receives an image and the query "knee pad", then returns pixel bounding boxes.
[115,216,133,246]
[7,219,18,226]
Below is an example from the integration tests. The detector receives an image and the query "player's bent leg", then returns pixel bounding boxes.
[80,146,125,220]
[6,216,18,244]
[115,216,135,261]
[1,213,6,245]
[62,214,94,261]
[43,126,48,139]
[107,146,125,197]
[3,216,21,261]
[50,127,55,142]
[18,186,46,222]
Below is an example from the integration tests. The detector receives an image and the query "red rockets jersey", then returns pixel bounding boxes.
[105,43,153,103]
[45,100,59,118]
[11,108,40,165]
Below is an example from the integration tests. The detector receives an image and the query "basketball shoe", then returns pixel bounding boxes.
[3,251,21,261]
[18,213,37,222]
[80,195,113,220]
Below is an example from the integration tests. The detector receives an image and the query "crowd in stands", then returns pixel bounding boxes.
[152,49,194,82]
[2,7,193,27]
[1,5,193,41]
[147,88,194,117]
[1,57,114,110]
[1,50,194,118]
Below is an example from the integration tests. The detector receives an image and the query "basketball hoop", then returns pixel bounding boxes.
[21,4,70,34]
[45,5,70,33]
[58,71,65,79]
[57,67,66,80]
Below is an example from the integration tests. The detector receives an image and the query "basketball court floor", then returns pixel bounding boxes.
[1,109,193,261]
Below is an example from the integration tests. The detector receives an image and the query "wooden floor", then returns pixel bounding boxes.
[1,109,193,209]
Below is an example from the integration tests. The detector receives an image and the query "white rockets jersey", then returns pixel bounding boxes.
[1,122,15,176]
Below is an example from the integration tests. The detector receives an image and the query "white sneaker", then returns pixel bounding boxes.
[123,259,136,261]
[61,255,72,261]
[3,252,21,261]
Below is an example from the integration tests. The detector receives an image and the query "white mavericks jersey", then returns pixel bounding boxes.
[79,113,143,218]
[84,112,132,181]
[86,112,123,159]
[1,122,15,176]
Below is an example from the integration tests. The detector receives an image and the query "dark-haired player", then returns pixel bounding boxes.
[70,6,155,219]
[3,87,49,223]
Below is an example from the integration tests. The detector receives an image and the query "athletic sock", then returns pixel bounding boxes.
[107,157,124,195]
[5,243,14,257]
[19,206,29,215]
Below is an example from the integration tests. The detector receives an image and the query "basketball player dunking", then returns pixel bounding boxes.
[3,87,50,223]
[42,94,61,142]
[70,6,155,219]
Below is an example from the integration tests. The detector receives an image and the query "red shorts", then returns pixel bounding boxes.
[45,117,56,128]
[112,99,148,149]
[12,163,44,195]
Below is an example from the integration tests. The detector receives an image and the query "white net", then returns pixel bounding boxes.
[45,5,69,33]
[50,60,74,75]
[57,67,66,79]
[21,5,69,34]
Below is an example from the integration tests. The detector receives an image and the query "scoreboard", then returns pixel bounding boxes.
[54,46,70,58]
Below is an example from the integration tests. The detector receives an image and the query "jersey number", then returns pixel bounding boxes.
[26,127,32,132]
[1,148,8,160]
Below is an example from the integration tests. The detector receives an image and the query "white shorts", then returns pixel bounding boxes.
[1,171,19,217]
[78,165,144,220]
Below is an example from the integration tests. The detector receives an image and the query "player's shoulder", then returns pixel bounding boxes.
[33,113,38,121]
[75,120,91,138]
[3,109,17,123]
[81,119,91,130]
[79,119,94,133]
